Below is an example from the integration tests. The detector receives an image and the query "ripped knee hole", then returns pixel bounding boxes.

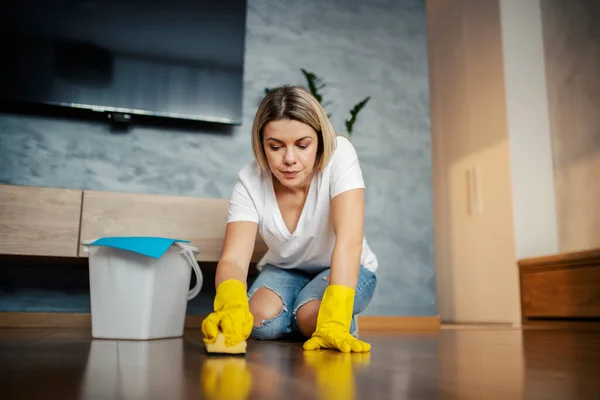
[249,287,285,327]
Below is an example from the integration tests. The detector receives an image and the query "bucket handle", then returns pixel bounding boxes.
[177,243,203,300]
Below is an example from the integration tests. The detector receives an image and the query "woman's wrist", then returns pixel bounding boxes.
[215,259,248,289]
[329,242,362,289]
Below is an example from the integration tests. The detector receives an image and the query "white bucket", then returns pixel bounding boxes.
[82,237,203,340]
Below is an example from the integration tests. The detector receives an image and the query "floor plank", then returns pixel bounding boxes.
[0,328,599,399]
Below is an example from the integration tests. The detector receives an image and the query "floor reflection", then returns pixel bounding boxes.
[0,328,598,400]
[195,340,374,400]
[79,338,187,399]
[302,350,370,400]
[200,357,252,400]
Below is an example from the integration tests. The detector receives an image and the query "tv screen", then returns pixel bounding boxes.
[0,0,247,125]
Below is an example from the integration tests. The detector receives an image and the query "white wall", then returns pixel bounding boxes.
[540,0,600,253]
[499,0,559,260]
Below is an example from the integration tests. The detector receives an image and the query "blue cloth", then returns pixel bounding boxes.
[247,264,377,340]
[90,236,190,259]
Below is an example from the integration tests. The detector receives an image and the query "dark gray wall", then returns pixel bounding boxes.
[0,0,435,316]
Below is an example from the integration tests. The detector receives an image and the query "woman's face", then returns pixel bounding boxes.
[262,118,319,191]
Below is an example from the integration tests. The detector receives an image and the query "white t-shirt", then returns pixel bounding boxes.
[227,135,379,273]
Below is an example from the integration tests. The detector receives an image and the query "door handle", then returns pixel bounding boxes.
[467,166,483,215]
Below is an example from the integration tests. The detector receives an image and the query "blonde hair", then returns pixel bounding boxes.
[251,85,337,173]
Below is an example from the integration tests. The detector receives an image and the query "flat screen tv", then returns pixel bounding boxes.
[0,0,247,126]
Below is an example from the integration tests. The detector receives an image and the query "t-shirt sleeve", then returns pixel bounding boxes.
[329,137,365,198]
[227,174,259,224]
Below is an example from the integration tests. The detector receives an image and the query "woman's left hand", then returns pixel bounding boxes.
[304,329,370,353]
[303,284,371,353]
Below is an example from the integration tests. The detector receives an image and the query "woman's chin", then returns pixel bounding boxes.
[276,173,309,189]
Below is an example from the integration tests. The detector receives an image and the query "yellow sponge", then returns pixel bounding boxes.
[205,333,247,355]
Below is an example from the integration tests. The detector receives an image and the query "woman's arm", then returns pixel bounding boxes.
[204,220,257,346]
[329,188,365,289]
[215,221,259,289]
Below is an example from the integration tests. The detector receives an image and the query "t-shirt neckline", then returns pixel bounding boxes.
[267,172,316,239]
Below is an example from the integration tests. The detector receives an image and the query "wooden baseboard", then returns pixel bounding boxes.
[184,315,441,331]
[357,316,440,331]
[0,312,205,329]
[0,312,441,331]
[0,312,93,328]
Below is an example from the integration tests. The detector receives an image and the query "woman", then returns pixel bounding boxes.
[202,85,378,353]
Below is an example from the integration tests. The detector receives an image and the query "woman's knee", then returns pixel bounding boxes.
[248,287,291,340]
[295,299,321,338]
[249,287,284,327]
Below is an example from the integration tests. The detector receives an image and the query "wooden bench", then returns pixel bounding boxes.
[0,183,268,262]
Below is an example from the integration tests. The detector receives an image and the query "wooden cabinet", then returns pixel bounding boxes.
[0,184,82,257]
[79,190,267,263]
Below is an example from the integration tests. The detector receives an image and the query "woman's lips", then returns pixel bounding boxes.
[281,170,300,178]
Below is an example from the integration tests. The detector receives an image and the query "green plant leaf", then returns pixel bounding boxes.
[301,69,327,104]
[262,70,371,139]
[345,96,370,135]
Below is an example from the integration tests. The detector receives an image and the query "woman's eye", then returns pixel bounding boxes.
[270,146,281,150]
[298,144,308,149]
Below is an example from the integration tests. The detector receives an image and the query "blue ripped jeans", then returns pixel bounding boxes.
[247,264,377,340]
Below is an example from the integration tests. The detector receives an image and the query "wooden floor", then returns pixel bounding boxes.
[1,327,599,399]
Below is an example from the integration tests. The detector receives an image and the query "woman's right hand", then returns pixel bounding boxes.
[202,279,254,347]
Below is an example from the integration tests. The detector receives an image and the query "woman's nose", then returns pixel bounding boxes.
[283,148,296,164]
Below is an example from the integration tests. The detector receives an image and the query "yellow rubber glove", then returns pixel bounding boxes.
[303,284,371,353]
[200,357,252,400]
[202,279,254,347]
